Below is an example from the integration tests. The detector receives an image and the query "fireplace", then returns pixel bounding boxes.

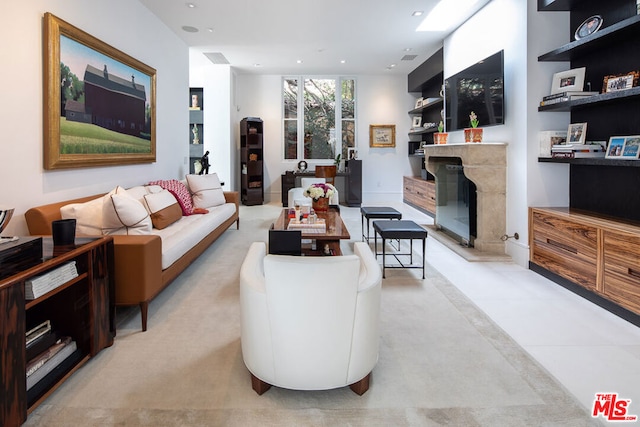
[424,143,507,255]
[431,158,477,246]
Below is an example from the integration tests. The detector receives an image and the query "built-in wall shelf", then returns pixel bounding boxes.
[538,15,640,62]
[408,98,443,115]
[537,0,575,11]
[539,157,640,167]
[538,86,640,111]
[409,127,438,136]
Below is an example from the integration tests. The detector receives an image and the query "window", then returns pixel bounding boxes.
[283,77,356,161]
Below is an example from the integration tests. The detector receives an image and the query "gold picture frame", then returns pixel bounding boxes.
[369,124,396,148]
[43,12,156,169]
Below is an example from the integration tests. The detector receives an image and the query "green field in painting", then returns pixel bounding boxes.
[60,118,151,154]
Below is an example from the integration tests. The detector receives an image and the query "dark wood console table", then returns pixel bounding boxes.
[0,237,115,427]
[281,159,362,207]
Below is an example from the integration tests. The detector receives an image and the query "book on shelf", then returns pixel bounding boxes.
[540,94,597,106]
[26,339,77,390]
[26,336,72,378]
[25,261,78,300]
[539,130,567,157]
[26,320,52,347]
[543,91,598,101]
[26,330,59,361]
[551,151,606,159]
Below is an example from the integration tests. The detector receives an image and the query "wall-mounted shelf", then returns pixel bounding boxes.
[409,127,438,136]
[538,15,640,62]
[538,86,640,111]
[539,157,640,167]
[408,98,443,115]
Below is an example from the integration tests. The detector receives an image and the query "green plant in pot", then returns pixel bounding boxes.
[465,111,483,143]
[434,121,448,144]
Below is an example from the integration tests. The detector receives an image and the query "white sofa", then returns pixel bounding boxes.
[239,241,382,395]
[287,177,340,208]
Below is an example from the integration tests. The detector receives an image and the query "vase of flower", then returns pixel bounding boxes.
[434,120,448,144]
[305,182,336,212]
[312,196,330,212]
[464,111,482,143]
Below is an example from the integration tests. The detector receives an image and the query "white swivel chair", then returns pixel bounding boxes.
[287,177,339,208]
[240,241,382,395]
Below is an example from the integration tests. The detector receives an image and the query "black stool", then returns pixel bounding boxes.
[373,220,428,279]
[360,206,402,243]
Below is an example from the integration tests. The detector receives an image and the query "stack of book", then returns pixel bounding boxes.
[414,147,425,155]
[551,143,606,159]
[25,261,78,300]
[287,219,327,233]
[25,320,78,391]
[540,91,598,106]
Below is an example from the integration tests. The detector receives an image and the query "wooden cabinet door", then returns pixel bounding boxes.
[603,230,640,315]
[531,210,598,290]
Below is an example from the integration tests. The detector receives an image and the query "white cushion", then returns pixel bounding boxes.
[143,190,182,230]
[60,197,104,236]
[102,186,152,235]
[186,173,226,209]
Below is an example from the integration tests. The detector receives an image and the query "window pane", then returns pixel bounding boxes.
[303,79,335,160]
[341,119,355,159]
[283,79,297,119]
[284,119,297,160]
[341,79,355,119]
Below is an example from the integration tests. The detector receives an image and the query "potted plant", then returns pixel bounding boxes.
[304,182,336,212]
[464,111,483,143]
[433,121,448,144]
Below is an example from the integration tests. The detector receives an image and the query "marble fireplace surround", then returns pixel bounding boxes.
[425,143,507,256]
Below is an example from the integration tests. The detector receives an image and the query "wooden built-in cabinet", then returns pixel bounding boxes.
[403,176,435,217]
[530,208,640,323]
[0,237,114,427]
[240,117,264,206]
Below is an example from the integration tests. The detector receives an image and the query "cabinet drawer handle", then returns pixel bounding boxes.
[546,238,577,254]
[628,268,640,279]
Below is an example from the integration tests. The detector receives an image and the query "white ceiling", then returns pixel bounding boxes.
[139,0,490,76]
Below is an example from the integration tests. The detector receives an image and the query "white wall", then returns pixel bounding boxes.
[234,74,416,204]
[443,0,529,265]
[1,1,189,236]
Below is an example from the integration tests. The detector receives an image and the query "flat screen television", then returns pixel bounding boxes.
[444,50,504,132]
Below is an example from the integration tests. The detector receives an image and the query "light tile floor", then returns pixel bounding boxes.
[335,200,640,418]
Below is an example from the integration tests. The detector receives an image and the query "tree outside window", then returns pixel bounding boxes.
[283,77,356,161]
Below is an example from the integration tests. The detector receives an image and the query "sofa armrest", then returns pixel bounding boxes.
[354,242,382,292]
[111,235,162,304]
[224,191,240,229]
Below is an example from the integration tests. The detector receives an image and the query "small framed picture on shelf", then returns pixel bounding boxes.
[347,147,358,160]
[606,137,625,158]
[415,97,424,109]
[574,15,603,40]
[567,123,587,144]
[412,116,422,128]
[551,67,586,94]
[603,71,640,93]
[623,136,640,159]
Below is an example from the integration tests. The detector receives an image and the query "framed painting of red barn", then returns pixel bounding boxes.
[43,12,156,169]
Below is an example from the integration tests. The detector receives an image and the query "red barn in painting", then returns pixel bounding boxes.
[79,64,147,138]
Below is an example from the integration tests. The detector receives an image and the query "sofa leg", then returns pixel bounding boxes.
[139,301,148,332]
[236,218,240,230]
[349,372,371,395]
[251,373,271,395]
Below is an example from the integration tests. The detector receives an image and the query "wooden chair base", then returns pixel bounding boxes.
[349,372,371,395]
[250,372,371,395]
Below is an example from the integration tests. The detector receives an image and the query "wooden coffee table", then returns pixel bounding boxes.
[273,207,350,255]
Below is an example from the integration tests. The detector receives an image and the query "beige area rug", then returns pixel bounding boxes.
[26,204,600,426]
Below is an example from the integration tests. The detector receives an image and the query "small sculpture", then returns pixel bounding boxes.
[199,151,210,175]
[192,124,200,144]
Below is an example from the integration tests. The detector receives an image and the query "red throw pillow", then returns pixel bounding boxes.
[148,179,194,215]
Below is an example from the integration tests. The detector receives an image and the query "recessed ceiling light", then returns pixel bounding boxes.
[340,60,346,64]
[182,26,199,33]
[207,28,214,33]
[296,59,303,64]
[186,2,196,8]
[404,48,413,52]
[412,11,423,17]
[253,63,262,67]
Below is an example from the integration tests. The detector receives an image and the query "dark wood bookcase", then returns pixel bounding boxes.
[240,117,264,205]
[0,237,114,427]
[538,0,640,222]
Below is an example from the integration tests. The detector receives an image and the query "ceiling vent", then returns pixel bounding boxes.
[401,54,418,61]
[204,52,230,65]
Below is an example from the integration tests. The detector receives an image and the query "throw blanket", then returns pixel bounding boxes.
[148,179,194,215]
